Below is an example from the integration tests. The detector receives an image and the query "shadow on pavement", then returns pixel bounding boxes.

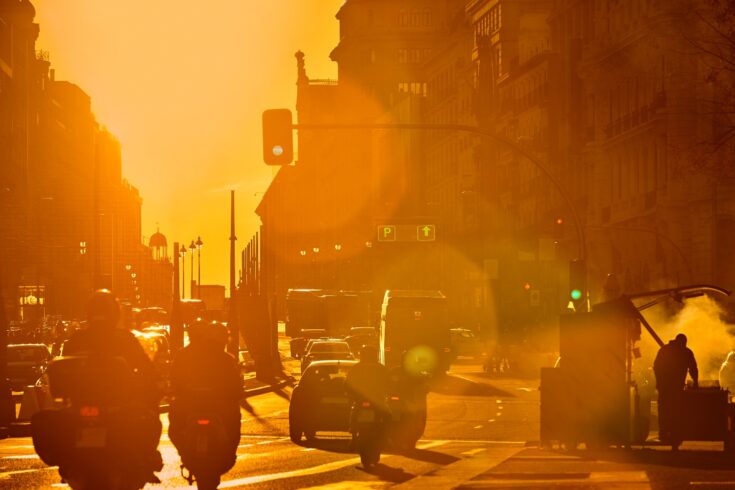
[402,447,460,465]
[298,437,353,454]
[358,462,415,483]
[430,373,514,397]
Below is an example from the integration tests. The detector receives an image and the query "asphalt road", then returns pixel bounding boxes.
[4,360,735,488]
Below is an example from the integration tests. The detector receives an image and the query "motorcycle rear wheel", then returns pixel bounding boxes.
[194,472,220,490]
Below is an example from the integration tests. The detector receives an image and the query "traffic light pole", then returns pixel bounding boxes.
[294,122,587,263]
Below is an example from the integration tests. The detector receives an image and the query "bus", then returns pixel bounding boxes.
[285,289,373,338]
[379,290,451,375]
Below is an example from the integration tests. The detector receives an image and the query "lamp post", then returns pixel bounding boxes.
[188,240,196,299]
[195,236,203,299]
[333,244,342,287]
[179,244,186,299]
[312,247,320,288]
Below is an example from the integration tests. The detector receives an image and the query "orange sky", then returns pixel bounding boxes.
[34,0,344,293]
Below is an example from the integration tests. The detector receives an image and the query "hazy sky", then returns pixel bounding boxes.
[34,0,344,293]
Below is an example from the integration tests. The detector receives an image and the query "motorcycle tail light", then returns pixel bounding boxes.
[361,401,371,408]
[79,406,100,417]
[196,419,210,425]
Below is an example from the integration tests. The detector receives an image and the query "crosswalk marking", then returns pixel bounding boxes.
[461,448,487,456]
[394,446,524,489]
[463,471,651,489]
[215,440,448,488]
[2,454,40,460]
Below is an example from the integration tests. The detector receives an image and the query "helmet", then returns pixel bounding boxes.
[188,319,228,348]
[87,289,120,328]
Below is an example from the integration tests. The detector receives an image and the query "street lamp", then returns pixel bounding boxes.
[179,244,186,299]
[333,244,342,287]
[188,240,196,299]
[195,236,203,299]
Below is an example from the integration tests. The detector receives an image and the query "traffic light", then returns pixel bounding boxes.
[569,259,586,312]
[553,217,564,240]
[262,109,293,165]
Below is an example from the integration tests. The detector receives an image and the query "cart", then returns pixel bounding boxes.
[540,285,732,450]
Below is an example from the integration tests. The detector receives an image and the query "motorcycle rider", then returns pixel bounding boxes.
[60,289,163,483]
[345,345,390,446]
[169,320,242,485]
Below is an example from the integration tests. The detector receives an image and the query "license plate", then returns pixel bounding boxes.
[195,434,209,453]
[76,427,107,448]
[357,410,375,423]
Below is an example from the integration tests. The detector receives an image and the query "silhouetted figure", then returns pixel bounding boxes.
[653,333,698,446]
[345,345,390,448]
[61,289,163,483]
[720,351,735,393]
[169,321,242,489]
[345,345,390,410]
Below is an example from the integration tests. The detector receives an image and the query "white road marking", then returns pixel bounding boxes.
[3,454,40,460]
[496,412,502,416]
[473,425,483,429]
[424,439,524,445]
[471,471,651,487]
[461,448,487,456]
[301,447,316,452]
[0,445,35,451]
[488,419,496,423]
[216,440,448,488]
[0,467,57,477]
[238,443,254,448]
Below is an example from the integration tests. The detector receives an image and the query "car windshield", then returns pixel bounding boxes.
[8,346,48,363]
[309,343,350,354]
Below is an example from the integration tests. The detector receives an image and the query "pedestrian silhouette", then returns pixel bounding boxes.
[653,333,698,447]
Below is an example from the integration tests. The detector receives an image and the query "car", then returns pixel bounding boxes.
[289,329,328,359]
[301,340,355,373]
[450,328,487,361]
[239,349,255,373]
[345,328,378,356]
[289,360,358,443]
[7,344,52,391]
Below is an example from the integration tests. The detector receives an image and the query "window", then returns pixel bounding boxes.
[398,82,427,97]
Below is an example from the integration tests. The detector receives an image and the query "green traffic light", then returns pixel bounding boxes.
[570,289,583,301]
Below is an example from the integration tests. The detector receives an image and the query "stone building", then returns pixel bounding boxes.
[0,0,169,320]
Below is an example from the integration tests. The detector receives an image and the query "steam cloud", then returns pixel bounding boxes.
[638,296,735,383]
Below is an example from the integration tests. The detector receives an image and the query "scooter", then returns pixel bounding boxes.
[32,356,161,490]
[176,410,230,490]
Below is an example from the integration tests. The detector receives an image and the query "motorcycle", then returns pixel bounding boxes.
[169,388,239,490]
[385,391,427,450]
[351,400,384,468]
[174,411,231,490]
[31,356,161,490]
[386,368,428,450]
